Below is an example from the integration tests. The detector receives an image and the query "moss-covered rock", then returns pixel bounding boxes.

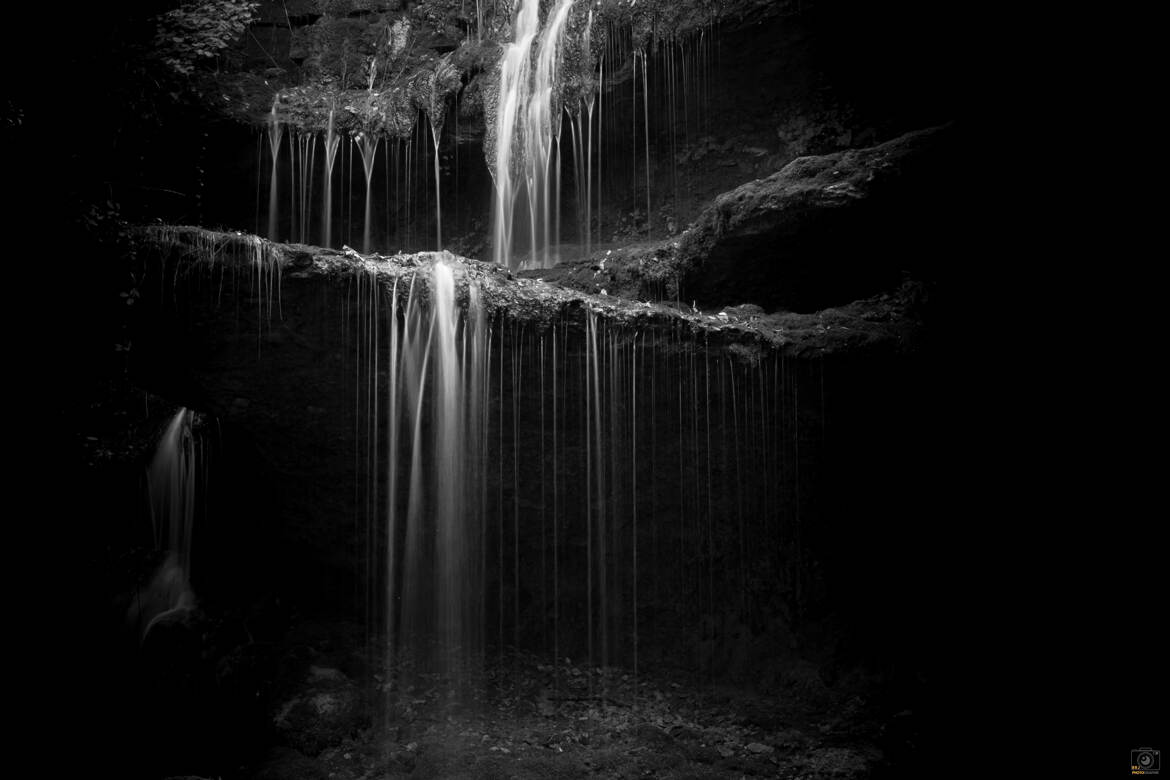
[534,124,959,314]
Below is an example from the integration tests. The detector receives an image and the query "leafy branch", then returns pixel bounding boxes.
[154,0,260,77]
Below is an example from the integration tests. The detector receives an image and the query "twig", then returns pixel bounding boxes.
[247,28,282,70]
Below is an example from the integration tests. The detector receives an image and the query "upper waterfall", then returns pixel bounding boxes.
[492,0,577,271]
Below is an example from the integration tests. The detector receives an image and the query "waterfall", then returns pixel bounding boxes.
[143,229,825,711]
[266,101,283,241]
[131,408,199,641]
[254,10,720,257]
[527,0,575,268]
[356,133,379,253]
[429,117,442,249]
[323,107,340,248]
[369,260,488,691]
[492,0,576,271]
[348,273,817,700]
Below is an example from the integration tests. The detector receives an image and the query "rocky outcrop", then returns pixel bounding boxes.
[534,124,960,313]
[273,666,366,756]
[136,225,925,358]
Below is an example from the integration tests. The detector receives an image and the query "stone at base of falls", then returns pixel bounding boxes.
[534,124,961,314]
[273,667,366,757]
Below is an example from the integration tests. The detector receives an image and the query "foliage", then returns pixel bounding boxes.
[301,16,375,88]
[418,53,461,130]
[80,197,134,247]
[155,0,260,76]
[193,0,763,137]
[2,99,22,128]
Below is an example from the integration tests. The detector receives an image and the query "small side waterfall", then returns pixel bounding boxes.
[131,408,200,641]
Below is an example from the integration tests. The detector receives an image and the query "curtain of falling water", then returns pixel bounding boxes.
[254,130,262,236]
[322,108,340,248]
[340,285,822,702]
[289,129,298,243]
[266,103,283,241]
[492,0,538,270]
[344,262,489,696]
[300,266,807,722]
[254,13,720,257]
[256,15,720,259]
[146,232,825,716]
[150,408,198,590]
[429,115,442,249]
[357,134,379,253]
[493,0,576,271]
[296,132,316,245]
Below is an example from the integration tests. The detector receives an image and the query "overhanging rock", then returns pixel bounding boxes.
[535,124,960,314]
[135,225,926,361]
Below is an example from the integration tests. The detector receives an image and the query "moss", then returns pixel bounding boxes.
[207,0,776,136]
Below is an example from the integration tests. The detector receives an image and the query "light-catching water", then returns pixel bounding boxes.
[143,227,823,717]
[130,408,200,641]
[331,262,821,707]
[492,0,576,271]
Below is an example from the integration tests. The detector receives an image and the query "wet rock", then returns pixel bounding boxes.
[273,670,366,757]
[671,725,704,743]
[387,747,416,773]
[778,658,831,701]
[773,727,811,750]
[678,124,960,312]
[307,665,346,683]
[543,124,962,315]
[802,745,882,778]
[135,224,915,357]
[746,741,775,754]
[722,303,765,319]
[253,746,328,780]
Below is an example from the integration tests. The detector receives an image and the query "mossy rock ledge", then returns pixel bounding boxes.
[135,223,926,359]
